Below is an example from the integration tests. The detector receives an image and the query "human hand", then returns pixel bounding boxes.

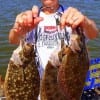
[60,7,85,29]
[13,6,43,35]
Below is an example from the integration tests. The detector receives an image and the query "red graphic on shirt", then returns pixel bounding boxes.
[44,26,58,34]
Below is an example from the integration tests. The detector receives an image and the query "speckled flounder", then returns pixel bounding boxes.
[40,61,67,100]
[57,27,90,100]
[4,42,40,100]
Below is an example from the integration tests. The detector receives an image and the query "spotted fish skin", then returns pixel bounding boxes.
[40,61,67,100]
[58,27,89,100]
[4,43,40,100]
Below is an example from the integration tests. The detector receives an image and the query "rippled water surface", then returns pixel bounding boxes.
[0,0,100,71]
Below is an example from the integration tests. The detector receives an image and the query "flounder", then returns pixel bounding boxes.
[57,27,90,100]
[40,61,67,100]
[4,42,40,100]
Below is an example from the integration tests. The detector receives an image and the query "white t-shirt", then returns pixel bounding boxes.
[25,10,72,78]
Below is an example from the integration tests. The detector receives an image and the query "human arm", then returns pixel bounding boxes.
[9,6,43,45]
[60,7,99,39]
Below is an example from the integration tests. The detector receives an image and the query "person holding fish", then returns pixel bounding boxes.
[8,0,99,100]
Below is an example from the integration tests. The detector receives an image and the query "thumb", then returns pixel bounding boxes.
[32,5,39,17]
[32,5,43,27]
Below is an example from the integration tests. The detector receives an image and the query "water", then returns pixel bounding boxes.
[0,0,100,74]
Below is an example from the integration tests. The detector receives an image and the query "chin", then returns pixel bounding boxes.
[42,0,57,7]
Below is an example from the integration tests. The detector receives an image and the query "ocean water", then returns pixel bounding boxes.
[0,0,100,72]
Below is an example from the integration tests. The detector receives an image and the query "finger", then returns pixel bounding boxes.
[60,7,72,28]
[13,14,23,32]
[32,5,39,17]
[31,5,43,27]
[72,13,85,28]
[15,13,27,28]
[66,8,77,25]
[15,13,24,24]
[60,7,78,28]
[66,12,74,25]
[13,22,20,32]
[21,13,28,25]
[66,12,79,26]
[13,13,29,32]
[23,10,33,25]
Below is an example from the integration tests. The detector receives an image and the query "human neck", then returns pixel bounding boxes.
[42,4,59,14]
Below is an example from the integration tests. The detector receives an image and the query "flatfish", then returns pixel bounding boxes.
[40,61,67,100]
[57,27,89,100]
[4,42,40,100]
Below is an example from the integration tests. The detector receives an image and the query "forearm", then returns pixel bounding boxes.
[82,16,98,39]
